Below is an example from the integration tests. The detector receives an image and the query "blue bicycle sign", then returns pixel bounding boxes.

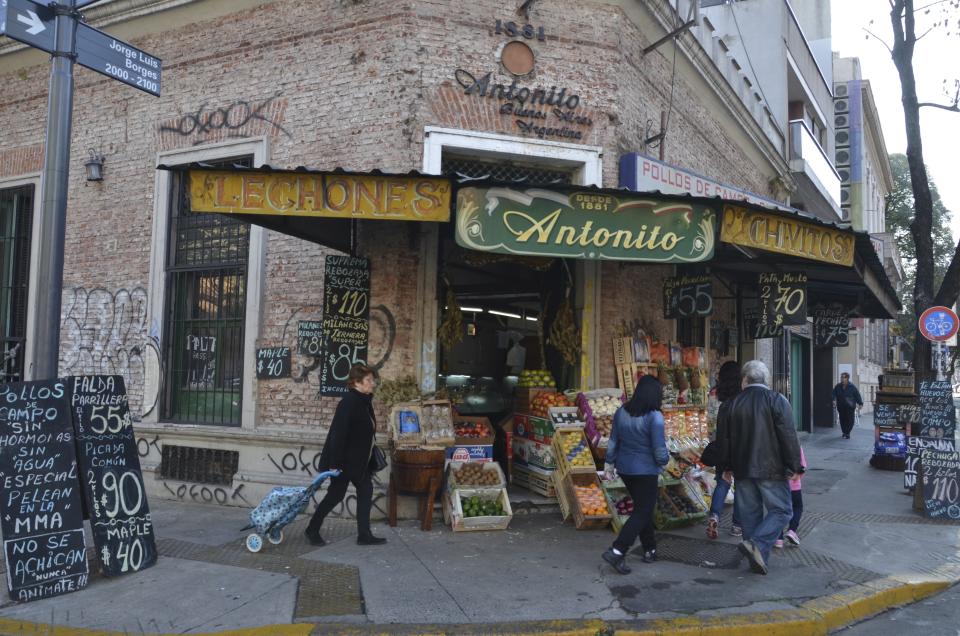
[919,306,959,342]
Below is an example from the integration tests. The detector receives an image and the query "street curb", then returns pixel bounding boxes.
[0,579,950,635]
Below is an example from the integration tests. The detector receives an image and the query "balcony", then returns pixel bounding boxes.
[788,120,842,220]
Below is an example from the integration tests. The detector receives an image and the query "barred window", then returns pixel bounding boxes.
[0,186,33,384]
[676,316,706,348]
[162,159,251,425]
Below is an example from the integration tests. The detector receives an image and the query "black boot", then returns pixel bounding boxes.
[602,548,631,574]
[357,533,387,546]
[304,529,326,547]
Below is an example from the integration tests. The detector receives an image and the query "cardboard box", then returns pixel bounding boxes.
[612,337,634,365]
[514,388,552,414]
[513,413,555,439]
[512,436,556,470]
[453,415,496,445]
[445,444,494,464]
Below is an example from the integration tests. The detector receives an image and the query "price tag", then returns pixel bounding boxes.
[663,275,713,319]
[812,304,849,347]
[921,449,960,519]
[758,272,807,329]
[256,347,291,379]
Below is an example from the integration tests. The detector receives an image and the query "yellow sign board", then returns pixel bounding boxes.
[720,205,855,267]
[188,170,451,222]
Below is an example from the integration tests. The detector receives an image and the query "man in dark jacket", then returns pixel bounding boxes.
[719,360,804,575]
[832,372,863,439]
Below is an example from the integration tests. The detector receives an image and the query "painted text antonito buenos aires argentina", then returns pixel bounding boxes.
[503,209,684,252]
[454,69,593,140]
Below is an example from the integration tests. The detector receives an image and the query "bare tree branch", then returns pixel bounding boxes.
[864,27,894,53]
[915,26,935,40]
[917,101,960,111]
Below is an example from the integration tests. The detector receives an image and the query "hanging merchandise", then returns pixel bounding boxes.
[438,284,464,351]
[548,288,581,367]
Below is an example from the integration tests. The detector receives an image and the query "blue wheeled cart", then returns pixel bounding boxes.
[242,469,341,552]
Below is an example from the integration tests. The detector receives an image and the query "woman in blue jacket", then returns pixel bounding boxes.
[602,375,670,574]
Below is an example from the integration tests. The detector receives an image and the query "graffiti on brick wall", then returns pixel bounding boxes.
[157,95,290,148]
[62,286,149,418]
[162,481,251,506]
[283,304,397,395]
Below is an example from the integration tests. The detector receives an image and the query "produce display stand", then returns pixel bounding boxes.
[600,478,631,534]
[552,428,596,479]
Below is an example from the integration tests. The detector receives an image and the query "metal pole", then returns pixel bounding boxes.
[30,1,76,380]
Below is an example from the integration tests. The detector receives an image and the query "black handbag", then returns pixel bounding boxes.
[369,444,388,473]
[699,437,728,468]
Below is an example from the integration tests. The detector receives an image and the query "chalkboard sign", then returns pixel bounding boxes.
[758,272,807,328]
[256,347,291,379]
[812,305,849,347]
[920,449,960,519]
[906,435,956,490]
[70,375,157,576]
[743,305,784,340]
[185,335,216,389]
[297,321,323,356]
[320,256,371,396]
[874,403,899,428]
[918,380,956,439]
[663,275,713,319]
[0,380,89,602]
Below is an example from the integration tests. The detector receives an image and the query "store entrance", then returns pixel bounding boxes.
[436,231,576,418]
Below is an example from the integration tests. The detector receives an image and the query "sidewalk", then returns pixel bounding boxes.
[1,416,958,635]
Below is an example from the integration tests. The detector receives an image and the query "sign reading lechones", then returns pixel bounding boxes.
[720,205,855,267]
[188,170,451,222]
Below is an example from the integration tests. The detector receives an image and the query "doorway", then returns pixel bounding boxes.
[813,347,835,427]
[789,334,811,431]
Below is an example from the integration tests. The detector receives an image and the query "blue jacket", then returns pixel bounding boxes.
[606,407,670,476]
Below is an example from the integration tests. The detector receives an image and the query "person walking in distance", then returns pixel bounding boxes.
[718,360,804,575]
[832,372,863,439]
[706,360,742,540]
[306,364,387,547]
[601,375,670,574]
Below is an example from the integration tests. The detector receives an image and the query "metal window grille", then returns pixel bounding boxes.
[0,186,34,384]
[772,332,790,397]
[162,158,251,425]
[158,444,239,486]
[441,155,575,184]
[677,317,706,348]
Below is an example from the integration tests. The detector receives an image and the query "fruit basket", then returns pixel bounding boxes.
[552,429,596,478]
[448,487,513,532]
[566,472,611,530]
[579,389,623,449]
[446,461,506,491]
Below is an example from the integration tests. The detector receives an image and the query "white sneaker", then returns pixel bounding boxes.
[785,529,800,546]
[774,539,784,549]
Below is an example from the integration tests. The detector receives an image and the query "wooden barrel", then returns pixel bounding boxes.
[391,448,445,493]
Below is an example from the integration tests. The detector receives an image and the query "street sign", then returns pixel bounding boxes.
[75,22,161,96]
[919,306,959,343]
[0,0,56,53]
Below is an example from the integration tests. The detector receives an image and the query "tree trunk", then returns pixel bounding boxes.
[890,0,937,387]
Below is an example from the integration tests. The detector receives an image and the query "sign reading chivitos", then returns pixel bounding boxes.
[188,170,451,222]
[455,187,716,262]
[720,205,855,267]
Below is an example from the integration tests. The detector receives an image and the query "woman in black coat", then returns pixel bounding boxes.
[305,364,386,546]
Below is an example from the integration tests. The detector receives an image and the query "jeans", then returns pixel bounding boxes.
[306,471,373,537]
[613,474,659,554]
[709,475,740,527]
[733,478,793,563]
[788,489,802,532]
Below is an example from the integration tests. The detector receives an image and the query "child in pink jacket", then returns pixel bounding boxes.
[776,446,806,548]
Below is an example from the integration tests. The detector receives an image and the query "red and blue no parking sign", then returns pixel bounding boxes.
[918,305,959,342]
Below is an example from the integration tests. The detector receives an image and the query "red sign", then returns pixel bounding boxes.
[919,306,959,342]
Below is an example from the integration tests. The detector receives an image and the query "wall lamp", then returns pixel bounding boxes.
[84,149,105,182]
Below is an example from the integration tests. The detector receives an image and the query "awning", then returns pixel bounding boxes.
[155,165,899,319]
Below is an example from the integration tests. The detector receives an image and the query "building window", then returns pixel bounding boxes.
[676,317,706,347]
[0,186,33,384]
[161,159,251,425]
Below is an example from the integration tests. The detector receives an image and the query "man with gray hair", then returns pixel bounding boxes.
[718,360,804,575]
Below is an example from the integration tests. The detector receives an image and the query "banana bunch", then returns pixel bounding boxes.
[547,295,580,367]
[437,287,464,351]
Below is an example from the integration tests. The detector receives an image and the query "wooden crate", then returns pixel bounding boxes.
[565,472,611,530]
[389,403,424,448]
[449,487,513,532]
[552,429,596,479]
[421,399,456,448]
[553,471,572,521]
[446,461,507,492]
[601,480,630,534]
[612,337,634,365]
[511,463,557,498]
[453,415,496,445]
[515,388,552,414]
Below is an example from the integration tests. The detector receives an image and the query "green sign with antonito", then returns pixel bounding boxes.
[455,187,716,262]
